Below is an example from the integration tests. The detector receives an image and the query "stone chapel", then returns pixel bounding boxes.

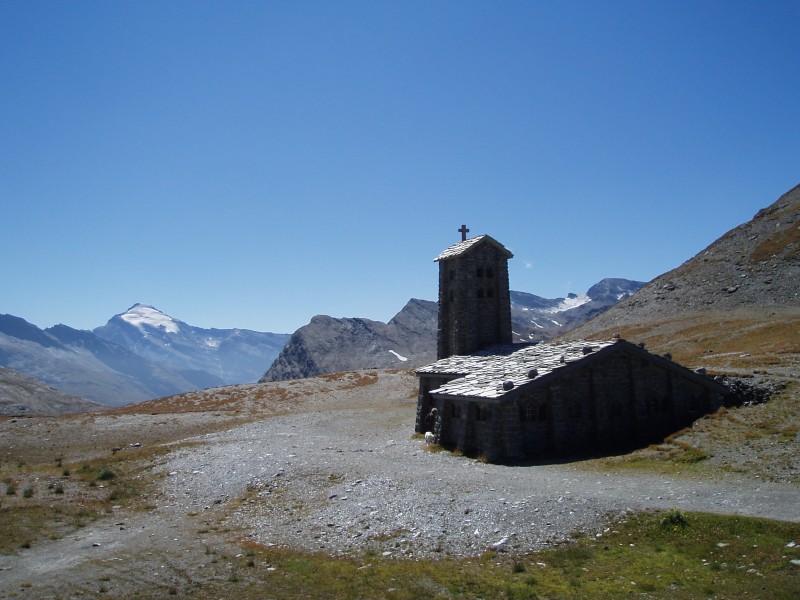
[415,227,727,463]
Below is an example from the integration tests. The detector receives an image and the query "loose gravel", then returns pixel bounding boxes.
[159,401,800,559]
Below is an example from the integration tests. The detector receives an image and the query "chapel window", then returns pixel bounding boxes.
[476,405,491,422]
[477,289,484,298]
[486,268,494,278]
[487,288,494,298]
[477,267,484,278]
[522,404,536,422]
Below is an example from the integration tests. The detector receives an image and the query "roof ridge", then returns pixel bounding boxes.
[434,234,513,262]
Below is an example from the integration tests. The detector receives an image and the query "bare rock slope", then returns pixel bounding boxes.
[260,299,437,382]
[0,366,102,415]
[567,184,800,337]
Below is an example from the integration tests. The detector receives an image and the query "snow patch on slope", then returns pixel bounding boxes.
[121,304,179,334]
[389,350,408,362]
[546,293,591,313]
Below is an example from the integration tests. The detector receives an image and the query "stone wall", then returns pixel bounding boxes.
[423,350,722,463]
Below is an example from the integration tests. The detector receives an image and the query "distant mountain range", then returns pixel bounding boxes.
[5,184,795,415]
[510,278,644,343]
[259,278,644,382]
[0,305,289,408]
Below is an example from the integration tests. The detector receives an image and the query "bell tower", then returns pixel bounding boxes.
[435,226,513,359]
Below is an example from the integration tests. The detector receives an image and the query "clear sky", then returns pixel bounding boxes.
[1,1,798,334]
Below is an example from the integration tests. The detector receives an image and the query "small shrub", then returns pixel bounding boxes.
[512,561,526,573]
[23,486,34,498]
[62,469,70,477]
[661,509,689,530]
[54,483,64,495]
[5,482,17,496]
[96,467,116,481]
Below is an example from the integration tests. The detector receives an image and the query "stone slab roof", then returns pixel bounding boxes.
[417,338,725,402]
[417,340,616,400]
[434,234,514,262]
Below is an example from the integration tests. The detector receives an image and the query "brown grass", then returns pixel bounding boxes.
[580,308,800,374]
[751,224,800,262]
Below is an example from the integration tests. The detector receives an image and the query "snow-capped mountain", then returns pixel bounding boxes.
[0,314,200,406]
[94,304,290,385]
[511,278,645,342]
[0,306,290,409]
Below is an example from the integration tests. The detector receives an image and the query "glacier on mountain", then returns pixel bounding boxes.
[120,304,179,334]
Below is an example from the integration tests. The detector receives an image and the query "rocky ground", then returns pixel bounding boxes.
[0,369,798,598]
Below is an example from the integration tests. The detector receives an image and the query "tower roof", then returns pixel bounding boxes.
[434,234,513,262]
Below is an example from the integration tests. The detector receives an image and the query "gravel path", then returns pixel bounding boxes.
[159,403,800,559]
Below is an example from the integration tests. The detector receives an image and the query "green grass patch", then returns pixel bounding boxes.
[0,504,99,554]
[115,511,799,599]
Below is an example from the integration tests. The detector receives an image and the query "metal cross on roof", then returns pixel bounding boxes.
[458,224,469,241]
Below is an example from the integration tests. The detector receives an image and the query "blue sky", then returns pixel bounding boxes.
[2,1,798,333]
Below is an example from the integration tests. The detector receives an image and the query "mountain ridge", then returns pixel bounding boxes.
[260,278,644,382]
[562,183,800,379]
[565,183,800,337]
